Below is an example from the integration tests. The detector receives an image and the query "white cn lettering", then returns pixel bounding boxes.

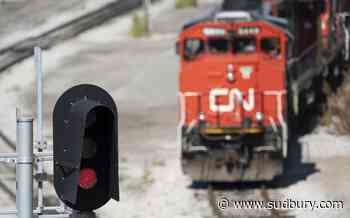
[209,88,255,113]
[243,88,255,111]
[209,88,233,113]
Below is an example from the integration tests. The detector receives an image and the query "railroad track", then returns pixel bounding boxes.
[0,0,160,202]
[0,0,158,72]
[0,130,17,202]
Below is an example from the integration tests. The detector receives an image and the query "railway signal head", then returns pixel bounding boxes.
[53,84,119,211]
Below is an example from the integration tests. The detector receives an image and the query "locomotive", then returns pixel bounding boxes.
[176,0,350,182]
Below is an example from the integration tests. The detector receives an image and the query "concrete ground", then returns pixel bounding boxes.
[0,0,348,217]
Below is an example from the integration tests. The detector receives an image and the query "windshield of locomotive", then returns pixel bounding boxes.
[182,36,283,60]
[233,37,257,54]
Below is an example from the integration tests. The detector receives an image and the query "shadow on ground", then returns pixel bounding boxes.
[190,135,318,191]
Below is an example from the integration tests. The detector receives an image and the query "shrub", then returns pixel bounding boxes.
[175,0,197,9]
[129,13,149,37]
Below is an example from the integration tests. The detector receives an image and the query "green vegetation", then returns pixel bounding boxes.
[152,159,165,167]
[175,0,197,9]
[119,164,130,183]
[125,166,155,192]
[142,167,155,185]
[129,13,150,38]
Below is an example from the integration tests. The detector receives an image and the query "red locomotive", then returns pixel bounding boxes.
[176,0,350,182]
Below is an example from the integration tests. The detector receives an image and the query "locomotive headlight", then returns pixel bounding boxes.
[256,112,264,122]
[199,112,205,121]
[227,64,235,82]
[227,72,235,82]
[321,21,327,31]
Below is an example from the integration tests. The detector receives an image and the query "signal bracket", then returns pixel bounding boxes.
[0,151,54,164]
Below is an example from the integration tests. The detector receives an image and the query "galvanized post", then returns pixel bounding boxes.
[34,47,43,147]
[34,47,68,215]
[16,116,33,218]
[34,46,45,212]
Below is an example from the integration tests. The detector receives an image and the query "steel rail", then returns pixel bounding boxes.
[0,0,158,72]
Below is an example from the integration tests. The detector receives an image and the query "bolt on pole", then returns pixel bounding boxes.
[16,115,34,218]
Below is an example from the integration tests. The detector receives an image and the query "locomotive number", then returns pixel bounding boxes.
[209,88,255,113]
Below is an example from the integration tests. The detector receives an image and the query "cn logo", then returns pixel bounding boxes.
[209,88,255,112]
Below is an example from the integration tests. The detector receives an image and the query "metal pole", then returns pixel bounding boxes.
[16,116,33,218]
[34,47,44,212]
[34,47,43,146]
[34,47,67,214]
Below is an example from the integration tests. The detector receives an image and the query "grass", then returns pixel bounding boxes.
[129,13,150,38]
[152,159,166,167]
[119,165,130,183]
[175,0,197,9]
[120,156,128,163]
[125,165,155,192]
[142,166,155,185]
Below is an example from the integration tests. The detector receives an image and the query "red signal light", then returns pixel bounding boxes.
[79,168,97,190]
